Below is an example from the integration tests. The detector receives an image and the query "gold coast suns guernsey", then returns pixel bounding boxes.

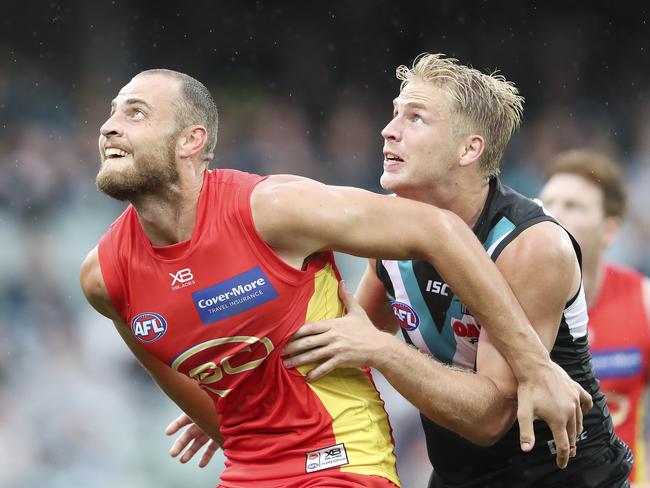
[589,264,650,483]
[97,169,400,487]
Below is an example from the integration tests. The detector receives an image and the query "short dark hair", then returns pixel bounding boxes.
[138,69,219,162]
[545,149,627,218]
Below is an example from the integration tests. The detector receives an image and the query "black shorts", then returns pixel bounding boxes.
[428,438,632,488]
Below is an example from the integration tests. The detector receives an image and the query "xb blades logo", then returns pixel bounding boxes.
[170,268,195,290]
[325,448,342,459]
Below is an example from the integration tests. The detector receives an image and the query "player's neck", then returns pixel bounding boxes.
[131,169,206,246]
[415,175,490,228]
[582,256,605,308]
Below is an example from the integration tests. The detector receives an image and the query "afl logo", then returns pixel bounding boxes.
[131,312,168,343]
[391,301,420,331]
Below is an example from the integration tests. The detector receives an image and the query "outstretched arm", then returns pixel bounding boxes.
[285,223,584,464]
[254,176,590,466]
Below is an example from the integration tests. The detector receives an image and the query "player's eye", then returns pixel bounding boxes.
[132,109,145,119]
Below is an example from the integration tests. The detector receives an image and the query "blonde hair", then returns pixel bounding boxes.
[396,53,524,177]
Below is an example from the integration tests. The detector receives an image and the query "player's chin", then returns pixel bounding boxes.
[102,155,134,171]
[379,171,403,193]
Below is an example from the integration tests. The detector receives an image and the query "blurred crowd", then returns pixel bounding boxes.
[3,2,650,487]
[2,83,650,488]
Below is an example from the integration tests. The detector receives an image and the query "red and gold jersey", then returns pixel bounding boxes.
[98,169,399,487]
[588,263,650,482]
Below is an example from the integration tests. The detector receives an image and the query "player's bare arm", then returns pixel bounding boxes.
[79,247,223,446]
[477,221,583,463]
[284,223,580,461]
[253,174,535,329]
[253,174,591,429]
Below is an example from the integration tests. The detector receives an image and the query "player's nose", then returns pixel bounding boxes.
[100,111,124,138]
[381,118,401,142]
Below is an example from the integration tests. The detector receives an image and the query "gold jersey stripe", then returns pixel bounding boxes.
[297,262,401,486]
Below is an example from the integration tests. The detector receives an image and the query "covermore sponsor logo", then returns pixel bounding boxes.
[192,267,279,324]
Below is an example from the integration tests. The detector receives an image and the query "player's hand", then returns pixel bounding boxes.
[165,413,222,468]
[516,361,592,469]
[282,281,387,381]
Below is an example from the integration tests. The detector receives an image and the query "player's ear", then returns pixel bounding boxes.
[458,134,485,168]
[178,125,208,159]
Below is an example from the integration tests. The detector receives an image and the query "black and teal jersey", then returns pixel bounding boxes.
[377,178,632,487]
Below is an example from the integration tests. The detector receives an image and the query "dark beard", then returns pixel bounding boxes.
[96,137,178,201]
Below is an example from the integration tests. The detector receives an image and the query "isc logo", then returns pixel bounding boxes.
[391,301,420,331]
[425,279,449,296]
[131,312,168,343]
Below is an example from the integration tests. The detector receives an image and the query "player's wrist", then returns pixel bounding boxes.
[511,350,553,383]
[367,333,402,370]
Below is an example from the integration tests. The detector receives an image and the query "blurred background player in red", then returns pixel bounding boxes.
[540,149,650,485]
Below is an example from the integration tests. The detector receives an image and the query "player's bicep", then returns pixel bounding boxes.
[494,222,579,352]
[251,176,454,262]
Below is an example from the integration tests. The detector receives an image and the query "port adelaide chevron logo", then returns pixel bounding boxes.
[131,312,168,343]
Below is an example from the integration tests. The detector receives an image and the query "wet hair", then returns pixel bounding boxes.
[396,53,524,178]
[546,149,627,218]
[138,68,219,162]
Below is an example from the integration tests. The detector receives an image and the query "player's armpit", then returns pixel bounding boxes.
[494,221,579,351]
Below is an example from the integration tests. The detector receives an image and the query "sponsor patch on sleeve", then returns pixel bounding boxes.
[305,443,349,473]
[192,267,279,324]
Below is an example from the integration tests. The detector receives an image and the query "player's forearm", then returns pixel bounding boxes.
[371,335,516,446]
[155,376,223,444]
[420,212,550,380]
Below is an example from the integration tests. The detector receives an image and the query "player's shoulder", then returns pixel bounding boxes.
[499,220,575,267]
[80,246,117,319]
[80,246,101,296]
[251,174,351,223]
